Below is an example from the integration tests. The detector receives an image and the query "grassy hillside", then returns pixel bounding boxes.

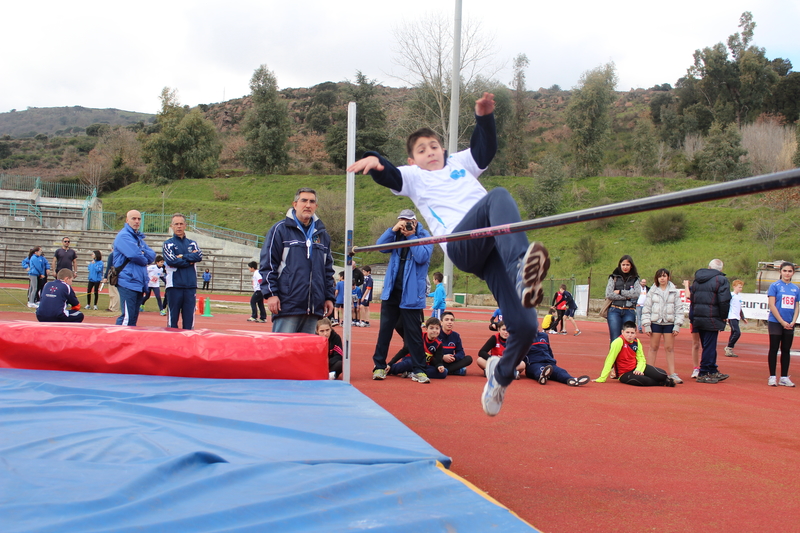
[101,174,800,298]
[0,106,155,138]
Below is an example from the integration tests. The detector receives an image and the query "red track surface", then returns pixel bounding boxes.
[2,282,799,532]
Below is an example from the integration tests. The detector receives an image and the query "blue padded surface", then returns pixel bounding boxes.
[0,369,536,532]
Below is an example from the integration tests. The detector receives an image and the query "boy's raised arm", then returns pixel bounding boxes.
[348,152,404,192]
[471,92,497,169]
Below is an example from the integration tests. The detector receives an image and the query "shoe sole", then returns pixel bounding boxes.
[778,382,796,387]
[575,375,590,386]
[372,371,387,380]
[538,365,553,385]
[520,242,550,308]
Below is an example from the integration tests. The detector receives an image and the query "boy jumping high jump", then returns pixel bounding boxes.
[348,92,550,416]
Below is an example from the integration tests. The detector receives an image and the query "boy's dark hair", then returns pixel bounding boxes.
[433,272,443,282]
[338,272,345,279]
[424,317,441,328]
[248,261,258,269]
[442,310,454,319]
[93,250,103,261]
[155,255,163,262]
[406,127,441,157]
[362,265,371,273]
[622,321,637,331]
[57,268,73,280]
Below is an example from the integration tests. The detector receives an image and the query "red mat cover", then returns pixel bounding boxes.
[0,320,327,380]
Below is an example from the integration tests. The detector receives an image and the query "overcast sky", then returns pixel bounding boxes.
[2,0,798,114]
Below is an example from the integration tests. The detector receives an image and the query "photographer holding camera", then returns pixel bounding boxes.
[370,209,435,384]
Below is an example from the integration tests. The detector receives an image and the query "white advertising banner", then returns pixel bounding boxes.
[680,291,770,321]
[574,285,589,317]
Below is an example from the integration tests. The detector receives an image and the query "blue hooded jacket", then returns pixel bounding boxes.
[28,254,50,277]
[113,224,156,292]
[259,209,335,318]
[378,224,433,309]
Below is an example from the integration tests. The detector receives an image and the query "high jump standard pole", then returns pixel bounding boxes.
[343,102,356,383]
[351,168,800,255]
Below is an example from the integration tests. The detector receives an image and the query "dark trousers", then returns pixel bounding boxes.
[727,319,741,348]
[448,188,538,386]
[142,287,163,311]
[552,309,566,332]
[250,291,266,320]
[37,311,84,323]
[166,287,196,330]
[444,356,473,375]
[202,281,210,290]
[116,286,143,326]
[767,321,794,377]
[372,302,426,374]
[86,281,100,306]
[526,362,573,384]
[698,329,719,375]
[619,364,669,386]
[36,276,46,303]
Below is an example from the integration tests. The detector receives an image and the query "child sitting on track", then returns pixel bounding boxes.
[316,318,343,380]
[477,322,525,379]
[595,321,676,387]
[388,317,447,380]
[525,328,590,386]
[36,268,84,323]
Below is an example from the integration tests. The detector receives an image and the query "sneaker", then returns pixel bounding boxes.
[709,372,729,381]
[779,376,796,387]
[139,305,145,312]
[372,368,388,380]
[363,321,370,327]
[329,371,336,380]
[691,367,700,379]
[724,347,738,357]
[453,367,467,376]
[768,376,777,387]
[538,364,553,385]
[247,317,258,322]
[481,356,507,416]
[574,330,582,336]
[517,242,550,308]
[547,330,557,335]
[558,331,567,335]
[399,371,411,379]
[330,319,339,326]
[696,374,719,384]
[93,305,99,310]
[27,302,35,308]
[257,318,266,323]
[514,370,521,380]
[411,372,431,384]
[669,373,683,384]
[159,309,166,316]
[664,377,676,387]
[574,375,591,386]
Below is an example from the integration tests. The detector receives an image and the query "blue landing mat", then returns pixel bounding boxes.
[0,369,536,532]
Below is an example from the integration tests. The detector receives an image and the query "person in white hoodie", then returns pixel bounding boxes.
[642,268,685,383]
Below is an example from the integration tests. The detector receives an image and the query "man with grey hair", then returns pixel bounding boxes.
[259,188,335,334]
[690,258,731,384]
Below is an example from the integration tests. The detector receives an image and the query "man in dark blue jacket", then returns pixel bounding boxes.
[371,209,433,383]
[113,210,156,326]
[690,259,731,384]
[260,188,335,334]
[163,213,203,330]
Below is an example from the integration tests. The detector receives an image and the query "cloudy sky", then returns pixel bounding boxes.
[2,0,798,114]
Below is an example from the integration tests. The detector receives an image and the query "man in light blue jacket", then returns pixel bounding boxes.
[113,210,156,326]
[371,209,433,383]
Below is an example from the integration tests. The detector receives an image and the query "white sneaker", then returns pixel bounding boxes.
[516,242,550,308]
[768,376,777,387]
[779,376,795,387]
[481,356,507,416]
[27,302,36,308]
[669,373,683,384]
[329,372,336,380]
[691,367,700,379]
[93,305,98,310]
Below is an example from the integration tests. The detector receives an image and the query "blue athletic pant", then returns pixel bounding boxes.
[166,287,195,330]
[698,329,719,375]
[526,362,572,384]
[448,188,537,386]
[116,286,143,326]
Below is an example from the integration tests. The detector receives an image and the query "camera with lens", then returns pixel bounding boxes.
[405,221,414,231]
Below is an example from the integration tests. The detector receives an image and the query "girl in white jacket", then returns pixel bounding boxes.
[642,268,685,383]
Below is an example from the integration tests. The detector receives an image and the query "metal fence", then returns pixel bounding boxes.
[0,174,94,199]
[0,200,44,225]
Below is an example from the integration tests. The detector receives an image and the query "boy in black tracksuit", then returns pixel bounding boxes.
[525,329,589,386]
[388,317,447,379]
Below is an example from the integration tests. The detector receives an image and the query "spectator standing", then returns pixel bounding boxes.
[113,210,156,326]
[605,255,640,343]
[642,268,684,384]
[766,262,799,387]
[86,250,104,310]
[24,247,47,307]
[141,256,166,316]
[54,237,78,279]
[360,265,374,327]
[202,269,212,290]
[104,246,120,313]
[690,259,731,384]
[247,261,267,323]
[635,278,649,333]
[163,213,203,330]
[260,188,335,334]
[725,280,747,357]
[370,209,433,383]
[428,271,446,320]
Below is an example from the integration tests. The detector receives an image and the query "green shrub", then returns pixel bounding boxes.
[575,235,601,265]
[643,211,687,243]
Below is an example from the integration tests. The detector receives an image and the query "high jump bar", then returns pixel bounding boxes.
[351,167,800,255]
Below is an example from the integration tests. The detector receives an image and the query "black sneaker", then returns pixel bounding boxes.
[696,374,719,384]
[538,364,553,385]
[709,372,730,381]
